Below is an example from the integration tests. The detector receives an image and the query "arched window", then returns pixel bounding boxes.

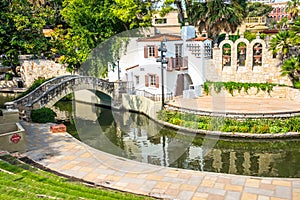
[253,43,262,67]
[222,44,231,68]
[237,42,247,67]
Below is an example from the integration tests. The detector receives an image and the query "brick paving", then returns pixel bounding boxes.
[22,121,300,200]
[168,96,300,114]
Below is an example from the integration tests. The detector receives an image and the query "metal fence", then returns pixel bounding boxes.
[136,89,173,101]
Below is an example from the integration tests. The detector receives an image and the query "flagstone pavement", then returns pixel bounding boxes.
[21,121,300,200]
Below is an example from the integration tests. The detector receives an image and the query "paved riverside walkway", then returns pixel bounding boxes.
[21,121,300,200]
[167,96,300,114]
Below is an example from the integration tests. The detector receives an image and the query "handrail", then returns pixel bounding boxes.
[136,89,173,101]
[6,75,77,108]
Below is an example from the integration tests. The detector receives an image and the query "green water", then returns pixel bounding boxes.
[55,101,300,178]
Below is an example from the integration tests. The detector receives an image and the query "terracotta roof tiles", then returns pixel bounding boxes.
[137,34,182,42]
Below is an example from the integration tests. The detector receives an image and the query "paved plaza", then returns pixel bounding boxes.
[167,96,300,114]
[22,121,300,200]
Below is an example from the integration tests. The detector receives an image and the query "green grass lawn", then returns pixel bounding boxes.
[0,155,154,200]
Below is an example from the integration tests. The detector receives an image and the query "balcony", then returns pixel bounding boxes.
[167,56,188,71]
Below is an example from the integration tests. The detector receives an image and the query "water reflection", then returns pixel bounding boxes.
[54,101,300,178]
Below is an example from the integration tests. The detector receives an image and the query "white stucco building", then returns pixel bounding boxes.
[108,26,212,99]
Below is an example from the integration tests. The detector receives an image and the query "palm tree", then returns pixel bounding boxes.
[269,30,296,60]
[187,0,246,44]
[287,0,300,22]
[281,55,300,87]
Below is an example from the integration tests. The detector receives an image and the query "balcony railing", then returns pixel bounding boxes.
[136,89,173,101]
[167,56,188,71]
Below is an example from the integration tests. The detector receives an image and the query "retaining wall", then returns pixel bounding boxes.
[204,86,300,103]
[0,123,26,152]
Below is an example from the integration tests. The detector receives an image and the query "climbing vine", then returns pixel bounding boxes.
[204,81,285,96]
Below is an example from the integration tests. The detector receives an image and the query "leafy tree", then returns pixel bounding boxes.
[192,0,246,43]
[246,2,273,17]
[269,30,296,60]
[0,0,51,75]
[280,55,300,88]
[52,0,153,74]
[287,0,300,22]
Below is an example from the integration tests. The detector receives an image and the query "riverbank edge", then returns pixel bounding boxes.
[126,107,300,139]
[75,99,300,140]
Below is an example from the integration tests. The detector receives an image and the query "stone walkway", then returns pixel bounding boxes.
[22,121,300,200]
[168,96,300,114]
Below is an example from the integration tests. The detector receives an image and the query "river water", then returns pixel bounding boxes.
[53,101,300,178]
[1,92,299,178]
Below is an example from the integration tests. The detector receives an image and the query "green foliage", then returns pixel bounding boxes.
[4,73,13,80]
[280,55,300,88]
[185,0,247,43]
[0,0,52,74]
[270,30,296,60]
[243,31,266,42]
[51,0,153,74]
[30,108,57,123]
[16,77,50,100]
[246,2,273,17]
[203,81,281,96]
[157,110,300,134]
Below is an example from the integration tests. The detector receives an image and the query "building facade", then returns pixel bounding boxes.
[268,1,290,21]
[108,26,212,99]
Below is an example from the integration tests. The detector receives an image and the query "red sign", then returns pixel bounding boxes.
[10,133,22,144]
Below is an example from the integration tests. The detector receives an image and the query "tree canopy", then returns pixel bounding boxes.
[0,0,52,74]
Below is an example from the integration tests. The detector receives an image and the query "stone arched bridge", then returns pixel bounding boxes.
[5,75,129,119]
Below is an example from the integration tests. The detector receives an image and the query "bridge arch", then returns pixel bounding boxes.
[6,75,127,119]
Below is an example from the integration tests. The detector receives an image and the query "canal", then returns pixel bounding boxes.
[53,101,300,178]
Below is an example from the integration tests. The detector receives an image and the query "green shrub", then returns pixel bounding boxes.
[30,108,57,123]
[4,73,13,80]
[293,81,300,89]
[270,126,281,133]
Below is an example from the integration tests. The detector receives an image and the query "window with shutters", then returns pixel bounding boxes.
[150,75,156,86]
[144,45,158,58]
[135,76,139,85]
[148,46,155,57]
[145,74,159,88]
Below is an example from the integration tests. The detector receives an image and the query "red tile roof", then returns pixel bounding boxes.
[126,64,139,71]
[186,37,212,41]
[137,34,182,42]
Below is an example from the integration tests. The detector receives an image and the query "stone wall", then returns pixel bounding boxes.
[121,94,161,119]
[20,59,71,87]
[205,34,292,86]
[0,123,26,152]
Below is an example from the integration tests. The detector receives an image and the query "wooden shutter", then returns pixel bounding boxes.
[154,45,159,58]
[167,57,173,71]
[145,75,149,87]
[155,75,159,88]
[144,46,148,58]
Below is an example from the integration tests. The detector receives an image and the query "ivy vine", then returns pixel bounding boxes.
[204,81,285,96]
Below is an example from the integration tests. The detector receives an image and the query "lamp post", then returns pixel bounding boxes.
[115,58,120,81]
[157,40,168,109]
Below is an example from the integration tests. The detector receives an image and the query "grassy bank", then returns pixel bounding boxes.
[158,110,300,134]
[0,155,153,200]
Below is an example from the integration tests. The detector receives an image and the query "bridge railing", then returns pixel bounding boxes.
[7,75,77,109]
[31,76,116,108]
